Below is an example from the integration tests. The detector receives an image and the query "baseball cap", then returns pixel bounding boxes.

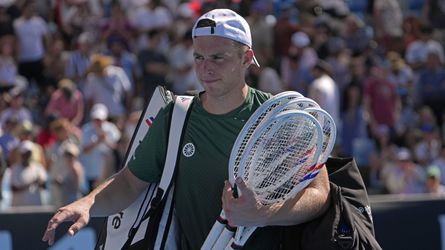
[427,165,441,178]
[396,148,411,161]
[291,32,310,48]
[90,103,108,120]
[19,140,34,154]
[192,8,260,67]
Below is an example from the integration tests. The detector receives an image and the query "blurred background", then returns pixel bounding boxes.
[0,0,444,249]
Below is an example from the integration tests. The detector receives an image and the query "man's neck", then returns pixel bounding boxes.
[201,85,249,115]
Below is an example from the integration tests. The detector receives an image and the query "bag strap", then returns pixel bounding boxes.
[158,95,193,195]
[121,95,193,249]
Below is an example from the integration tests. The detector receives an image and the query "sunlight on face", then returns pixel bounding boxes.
[193,36,249,97]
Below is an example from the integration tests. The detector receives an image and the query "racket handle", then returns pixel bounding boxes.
[201,211,227,250]
[233,226,257,248]
[211,226,236,250]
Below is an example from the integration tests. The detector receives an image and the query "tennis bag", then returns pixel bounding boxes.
[282,157,382,250]
[95,86,193,250]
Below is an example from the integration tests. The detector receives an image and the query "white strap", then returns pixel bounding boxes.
[158,95,193,196]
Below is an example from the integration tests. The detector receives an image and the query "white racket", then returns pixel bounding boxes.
[304,107,337,176]
[227,110,324,249]
[201,91,303,250]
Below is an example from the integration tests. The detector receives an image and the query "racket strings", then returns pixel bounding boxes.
[240,116,322,205]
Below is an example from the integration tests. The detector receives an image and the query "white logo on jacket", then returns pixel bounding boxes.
[182,142,195,157]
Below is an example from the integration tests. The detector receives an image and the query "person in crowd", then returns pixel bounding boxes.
[10,140,47,206]
[137,29,169,102]
[13,0,51,94]
[283,31,318,96]
[44,79,84,127]
[168,29,202,95]
[42,9,331,249]
[83,54,132,127]
[56,142,84,205]
[0,87,32,129]
[64,32,95,92]
[46,117,80,207]
[0,37,17,92]
[308,60,340,126]
[79,103,120,192]
[383,147,425,194]
[424,165,445,195]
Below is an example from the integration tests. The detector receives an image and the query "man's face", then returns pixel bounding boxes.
[193,36,248,97]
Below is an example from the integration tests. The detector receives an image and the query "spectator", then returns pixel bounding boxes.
[44,79,84,127]
[414,124,441,167]
[9,121,47,168]
[0,88,32,133]
[372,0,403,53]
[0,37,17,92]
[79,103,120,192]
[416,51,445,126]
[168,30,202,95]
[83,54,132,126]
[246,1,274,65]
[137,29,169,101]
[64,32,94,92]
[42,36,69,89]
[383,147,425,194]
[308,60,340,126]
[13,0,51,94]
[282,31,317,95]
[405,24,444,71]
[0,116,18,164]
[106,36,139,91]
[57,143,84,205]
[46,117,80,207]
[100,1,134,51]
[363,65,400,136]
[432,145,445,185]
[10,140,47,206]
[425,165,445,195]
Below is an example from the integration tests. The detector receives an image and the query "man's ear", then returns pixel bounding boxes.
[244,49,254,66]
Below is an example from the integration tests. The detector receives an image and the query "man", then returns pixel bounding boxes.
[42,9,330,249]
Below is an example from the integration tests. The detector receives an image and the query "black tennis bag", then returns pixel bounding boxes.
[282,157,382,250]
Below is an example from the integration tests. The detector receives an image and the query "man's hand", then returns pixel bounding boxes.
[221,178,272,227]
[42,197,94,245]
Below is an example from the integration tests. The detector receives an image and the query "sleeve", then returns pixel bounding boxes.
[127,102,173,183]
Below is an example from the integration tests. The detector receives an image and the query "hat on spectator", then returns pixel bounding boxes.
[291,32,310,48]
[427,165,441,178]
[88,54,113,73]
[19,140,33,154]
[58,78,76,91]
[192,8,260,67]
[90,103,108,120]
[14,121,33,136]
[63,143,80,157]
[396,148,411,161]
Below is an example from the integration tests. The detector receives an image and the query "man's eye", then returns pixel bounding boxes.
[194,55,204,62]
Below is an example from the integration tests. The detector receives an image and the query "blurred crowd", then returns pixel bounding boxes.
[0,0,445,209]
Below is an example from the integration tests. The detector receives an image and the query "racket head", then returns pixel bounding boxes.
[228,91,303,185]
[304,107,337,167]
[236,110,324,205]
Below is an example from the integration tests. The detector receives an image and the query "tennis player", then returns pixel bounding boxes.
[42,9,330,249]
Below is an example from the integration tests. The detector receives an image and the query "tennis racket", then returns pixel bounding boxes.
[201,92,303,250]
[227,110,324,249]
[304,107,337,176]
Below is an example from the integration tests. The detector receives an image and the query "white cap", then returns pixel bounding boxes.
[291,32,310,48]
[90,103,108,120]
[19,140,34,154]
[192,8,260,67]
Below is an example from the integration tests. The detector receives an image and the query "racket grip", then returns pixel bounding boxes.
[211,226,236,250]
[201,211,227,249]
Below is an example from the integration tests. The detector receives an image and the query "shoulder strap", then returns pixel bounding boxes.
[158,95,193,196]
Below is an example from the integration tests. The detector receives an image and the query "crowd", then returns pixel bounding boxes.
[0,0,444,209]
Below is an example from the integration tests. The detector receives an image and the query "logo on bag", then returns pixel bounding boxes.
[183,142,195,157]
[112,212,124,229]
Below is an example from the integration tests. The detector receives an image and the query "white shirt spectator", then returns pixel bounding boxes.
[405,40,445,65]
[13,15,48,62]
[309,74,340,125]
[84,65,132,118]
